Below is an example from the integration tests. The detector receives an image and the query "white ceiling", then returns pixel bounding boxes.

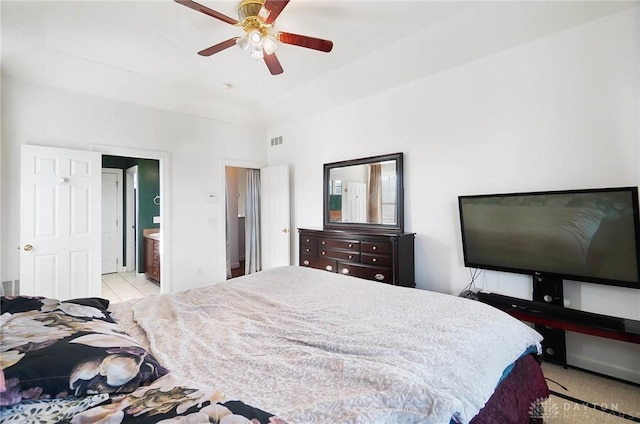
[1,1,636,124]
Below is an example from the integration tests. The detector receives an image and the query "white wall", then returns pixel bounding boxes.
[267,9,640,382]
[1,77,267,292]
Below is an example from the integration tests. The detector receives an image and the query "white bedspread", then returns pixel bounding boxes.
[110,266,542,424]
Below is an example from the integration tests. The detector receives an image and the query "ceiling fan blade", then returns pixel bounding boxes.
[263,51,284,75]
[277,32,333,52]
[197,38,239,56]
[175,0,238,25]
[258,0,290,25]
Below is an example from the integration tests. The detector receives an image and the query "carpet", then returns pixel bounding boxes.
[540,362,640,423]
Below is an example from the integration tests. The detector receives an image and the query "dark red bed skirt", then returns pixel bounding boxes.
[470,354,549,424]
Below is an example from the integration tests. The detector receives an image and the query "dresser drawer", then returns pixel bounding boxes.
[301,245,318,255]
[300,235,317,247]
[319,248,360,262]
[361,241,391,254]
[300,255,338,273]
[319,238,360,251]
[361,253,391,267]
[337,262,392,283]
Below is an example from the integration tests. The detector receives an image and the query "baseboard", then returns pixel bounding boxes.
[567,353,640,385]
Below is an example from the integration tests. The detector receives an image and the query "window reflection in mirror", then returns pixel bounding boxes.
[328,160,397,225]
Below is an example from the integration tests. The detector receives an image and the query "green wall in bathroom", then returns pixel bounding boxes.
[102,156,160,272]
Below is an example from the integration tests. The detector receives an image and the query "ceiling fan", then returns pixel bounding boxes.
[175,0,334,75]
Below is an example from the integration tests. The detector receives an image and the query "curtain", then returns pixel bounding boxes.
[224,180,232,279]
[367,164,382,223]
[245,169,261,274]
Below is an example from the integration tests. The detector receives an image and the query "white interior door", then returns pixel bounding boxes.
[101,169,122,274]
[260,164,290,269]
[344,181,367,222]
[20,145,101,299]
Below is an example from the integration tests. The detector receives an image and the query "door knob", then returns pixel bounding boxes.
[282,228,289,233]
[24,244,33,251]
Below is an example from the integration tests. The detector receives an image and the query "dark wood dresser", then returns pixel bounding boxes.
[298,228,415,287]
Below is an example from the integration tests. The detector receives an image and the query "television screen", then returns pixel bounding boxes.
[458,187,640,289]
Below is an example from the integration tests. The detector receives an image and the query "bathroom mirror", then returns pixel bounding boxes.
[323,152,404,233]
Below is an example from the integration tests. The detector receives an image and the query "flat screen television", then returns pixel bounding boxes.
[458,187,640,289]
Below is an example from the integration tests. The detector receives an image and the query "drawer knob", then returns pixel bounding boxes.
[306,238,310,242]
[348,243,352,248]
[322,241,326,245]
[372,258,377,263]
[303,260,310,266]
[348,255,353,259]
[306,248,310,252]
[325,265,333,272]
[372,246,377,250]
[341,268,349,275]
[321,251,326,255]
[374,273,385,281]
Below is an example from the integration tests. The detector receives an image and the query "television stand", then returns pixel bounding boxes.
[531,274,566,364]
[482,274,640,365]
[476,290,640,366]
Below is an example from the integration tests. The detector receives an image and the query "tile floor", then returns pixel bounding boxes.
[101,272,160,304]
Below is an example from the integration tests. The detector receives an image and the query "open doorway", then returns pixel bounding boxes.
[224,163,291,279]
[101,156,160,302]
[226,167,249,279]
[96,144,170,301]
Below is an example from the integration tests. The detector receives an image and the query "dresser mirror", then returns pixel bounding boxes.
[323,152,404,233]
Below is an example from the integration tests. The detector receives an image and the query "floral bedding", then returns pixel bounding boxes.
[0,296,287,424]
[1,374,285,424]
[0,296,168,406]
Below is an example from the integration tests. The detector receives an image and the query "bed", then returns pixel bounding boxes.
[1,266,549,423]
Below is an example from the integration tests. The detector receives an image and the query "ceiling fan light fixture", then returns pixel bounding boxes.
[236,35,250,50]
[248,29,263,45]
[250,44,264,59]
[263,35,278,55]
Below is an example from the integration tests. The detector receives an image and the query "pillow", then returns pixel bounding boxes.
[0,296,169,406]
